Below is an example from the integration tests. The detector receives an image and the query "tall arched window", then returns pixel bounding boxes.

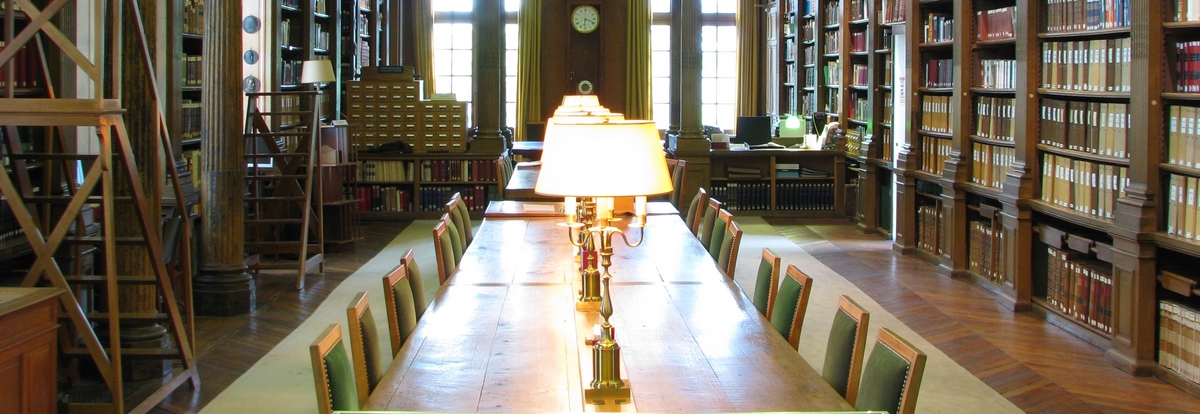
[431,1,521,126]
[650,0,738,131]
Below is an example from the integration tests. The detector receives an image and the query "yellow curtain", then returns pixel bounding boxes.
[517,0,542,141]
[414,0,435,98]
[736,0,761,116]
[625,0,652,120]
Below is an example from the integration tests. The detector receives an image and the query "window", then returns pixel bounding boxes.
[431,2,521,127]
[648,2,739,131]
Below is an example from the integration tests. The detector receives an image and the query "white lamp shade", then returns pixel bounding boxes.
[554,94,609,116]
[301,60,336,84]
[535,119,672,197]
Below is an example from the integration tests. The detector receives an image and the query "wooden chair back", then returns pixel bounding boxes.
[432,220,457,284]
[440,213,464,265]
[823,295,870,405]
[708,208,735,260]
[310,323,360,414]
[770,264,814,350]
[684,187,709,236]
[445,192,474,247]
[346,292,383,400]
[717,219,743,278]
[666,158,687,207]
[495,155,514,196]
[382,264,419,356]
[698,197,724,249]
[400,248,428,319]
[856,327,927,414]
[753,248,781,317]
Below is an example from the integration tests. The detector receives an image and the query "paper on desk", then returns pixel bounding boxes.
[521,203,558,212]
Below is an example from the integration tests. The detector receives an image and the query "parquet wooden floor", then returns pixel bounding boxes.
[149,219,1200,413]
[767,218,1200,414]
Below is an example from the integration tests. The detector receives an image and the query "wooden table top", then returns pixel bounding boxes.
[365,215,853,412]
[511,141,544,159]
[503,162,558,201]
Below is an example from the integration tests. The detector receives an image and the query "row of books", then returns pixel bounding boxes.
[969,217,1007,285]
[1044,0,1130,33]
[0,42,43,89]
[849,31,867,53]
[355,184,497,213]
[850,63,868,87]
[849,95,868,123]
[880,128,894,163]
[314,24,331,51]
[776,163,831,178]
[1044,243,1114,334]
[1159,300,1200,383]
[1175,0,1200,21]
[1165,174,1200,241]
[922,13,953,44]
[280,18,299,48]
[881,0,905,24]
[921,136,951,175]
[1176,41,1200,93]
[281,59,304,87]
[183,55,202,87]
[848,0,868,21]
[1169,105,1200,168]
[824,90,841,114]
[824,0,841,23]
[725,165,762,180]
[845,126,863,157]
[978,59,1016,90]
[881,91,893,122]
[804,44,816,65]
[181,100,202,142]
[976,7,1015,41]
[182,0,205,35]
[1039,99,1129,158]
[917,203,944,255]
[712,183,770,211]
[1040,154,1129,220]
[924,58,953,88]
[805,67,817,88]
[801,20,816,42]
[824,31,840,55]
[357,159,498,183]
[975,96,1016,142]
[1041,38,1132,93]
[919,95,953,134]
[972,143,1014,189]
[882,54,894,85]
[355,186,412,212]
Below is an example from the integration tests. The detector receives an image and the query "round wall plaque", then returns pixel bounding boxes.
[243,50,259,65]
[242,16,261,34]
[243,76,260,93]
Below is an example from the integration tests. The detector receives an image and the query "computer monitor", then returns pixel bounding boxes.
[734,116,772,145]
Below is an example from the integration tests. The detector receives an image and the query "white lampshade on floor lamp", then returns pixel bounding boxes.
[301,60,335,122]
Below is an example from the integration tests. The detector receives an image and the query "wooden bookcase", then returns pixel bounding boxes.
[270,0,340,123]
[709,149,846,216]
[340,0,382,115]
[350,153,502,220]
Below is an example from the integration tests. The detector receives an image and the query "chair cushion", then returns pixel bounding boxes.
[670,165,685,206]
[698,208,719,248]
[822,308,859,398]
[391,277,419,344]
[855,343,911,414]
[716,226,737,273]
[752,258,774,316]
[448,206,468,248]
[438,230,457,278]
[708,218,727,260]
[770,276,803,338]
[406,260,428,319]
[685,192,703,233]
[323,341,361,411]
[455,201,473,245]
[358,308,384,391]
[445,219,464,264]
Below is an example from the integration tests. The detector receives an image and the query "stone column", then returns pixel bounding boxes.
[196,0,254,316]
[667,0,682,137]
[469,0,506,154]
[668,0,709,202]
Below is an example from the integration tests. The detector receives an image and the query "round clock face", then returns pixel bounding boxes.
[572,5,599,34]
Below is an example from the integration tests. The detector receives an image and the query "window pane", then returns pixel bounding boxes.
[506,103,517,128]
[652,51,671,77]
[434,50,453,76]
[653,103,670,129]
[653,78,670,103]
[716,104,735,130]
[506,24,519,49]
[505,0,520,13]
[701,26,717,52]
[702,78,717,102]
[716,80,736,104]
[434,75,454,94]
[451,50,472,75]
[651,27,671,51]
[650,0,670,13]
[506,77,517,101]
[433,25,453,49]
[717,26,737,51]
[433,0,472,12]
[717,1,737,14]
[716,51,736,77]
[452,24,473,49]
[701,53,717,78]
[701,0,717,13]
[452,77,473,98]
[702,104,716,126]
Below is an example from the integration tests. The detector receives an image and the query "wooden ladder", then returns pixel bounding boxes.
[243,91,325,290]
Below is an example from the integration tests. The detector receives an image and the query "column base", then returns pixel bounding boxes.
[194,267,255,316]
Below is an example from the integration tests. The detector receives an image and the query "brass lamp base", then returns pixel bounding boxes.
[584,381,631,405]
[575,266,602,312]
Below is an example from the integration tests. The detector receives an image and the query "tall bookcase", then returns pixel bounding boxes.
[271,0,340,124]
[340,0,382,115]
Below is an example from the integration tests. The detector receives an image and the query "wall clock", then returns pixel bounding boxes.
[571,5,599,34]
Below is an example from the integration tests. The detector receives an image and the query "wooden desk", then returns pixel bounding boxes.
[0,288,62,414]
[504,163,559,201]
[365,216,853,412]
[511,141,544,160]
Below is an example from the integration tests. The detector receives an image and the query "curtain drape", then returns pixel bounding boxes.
[516,0,542,141]
[413,0,435,98]
[736,0,762,116]
[625,0,652,120]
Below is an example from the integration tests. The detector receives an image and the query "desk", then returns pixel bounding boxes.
[365,216,853,412]
[511,141,544,160]
[504,163,557,201]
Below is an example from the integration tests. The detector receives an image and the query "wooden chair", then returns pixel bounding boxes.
[445,192,474,248]
[495,155,514,197]
[752,248,781,317]
[717,219,743,277]
[400,248,428,319]
[697,197,724,248]
[665,158,687,207]
[708,208,735,260]
[822,295,870,405]
[382,263,419,356]
[855,327,927,414]
[684,187,708,236]
[440,213,464,265]
[310,323,361,413]
[432,220,457,284]
[346,292,384,400]
[770,264,814,350]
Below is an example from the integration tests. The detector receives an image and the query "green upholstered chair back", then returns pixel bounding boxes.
[684,188,708,236]
[433,221,457,284]
[708,208,734,260]
[752,248,781,317]
[383,264,419,357]
[400,249,428,319]
[716,219,742,277]
[822,295,870,405]
[446,194,469,248]
[666,158,687,207]
[454,198,473,245]
[347,292,383,399]
[442,214,464,264]
[310,323,361,414]
[855,327,927,414]
[769,265,813,350]
[698,198,723,249]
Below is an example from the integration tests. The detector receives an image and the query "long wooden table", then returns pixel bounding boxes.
[365,215,853,412]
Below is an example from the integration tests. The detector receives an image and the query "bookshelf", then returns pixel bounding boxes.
[350,153,501,219]
[270,0,340,124]
[340,0,382,115]
[708,149,846,216]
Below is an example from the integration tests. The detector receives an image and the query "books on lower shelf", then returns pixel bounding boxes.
[1040,154,1128,220]
[920,95,952,133]
[975,96,1016,141]
[978,59,1016,90]
[1168,105,1200,168]
[1040,38,1132,93]
[1160,300,1200,383]
[1175,41,1200,93]
[1165,174,1200,240]
[924,58,953,88]
[971,143,1014,189]
[917,203,943,255]
[726,165,763,179]
[1039,99,1128,158]
[969,217,1007,284]
[1044,243,1113,335]
[921,136,951,175]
